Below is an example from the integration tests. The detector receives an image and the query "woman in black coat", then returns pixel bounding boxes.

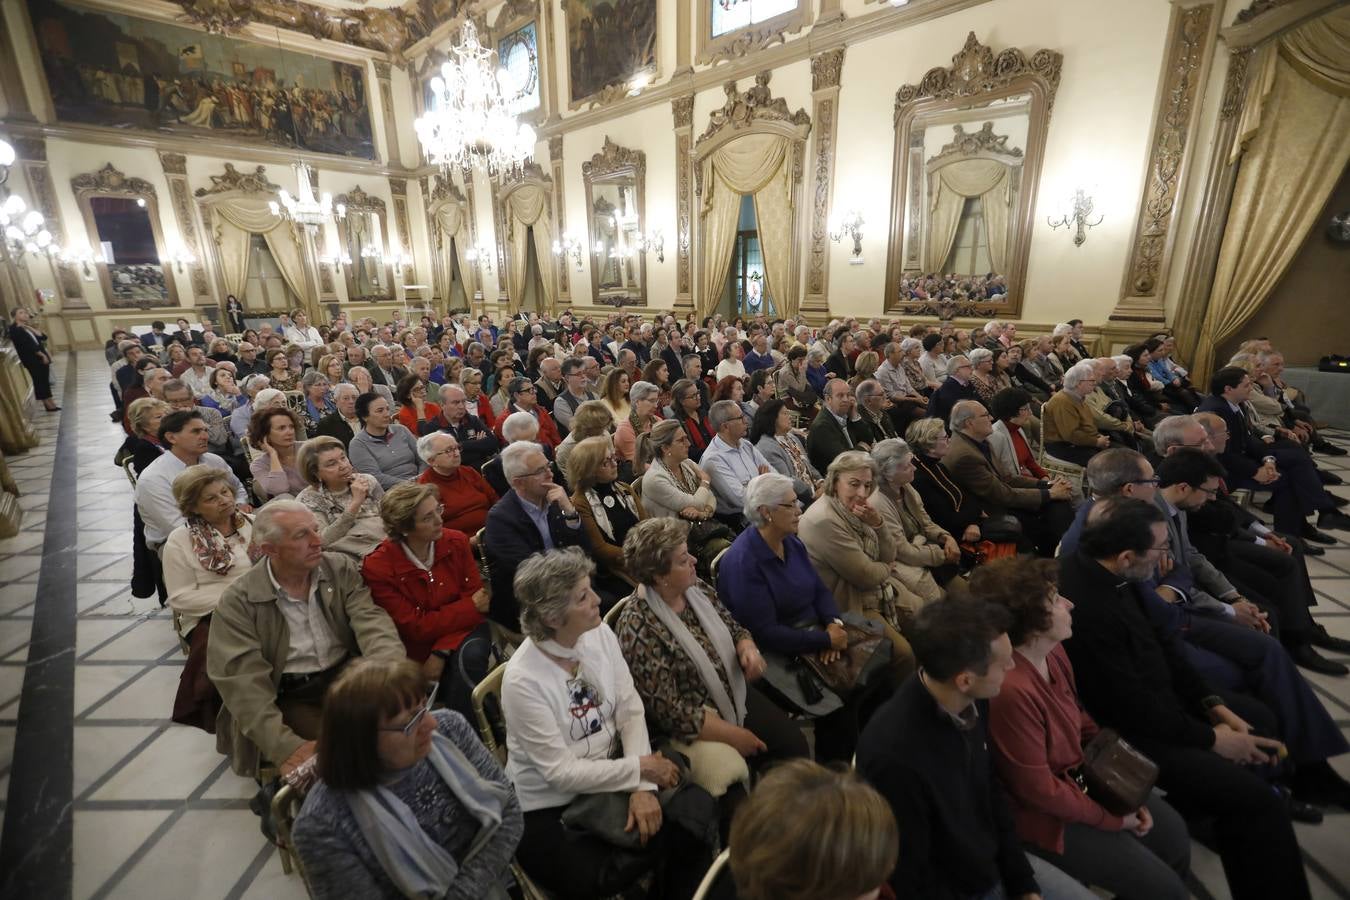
[8,308,58,411]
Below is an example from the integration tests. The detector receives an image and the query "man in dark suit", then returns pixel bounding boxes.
[926,355,979,427]
[141,320,173,351]
[482,442,590,629]
[806,377,870,473]
[436,383,500,472]
[314,383,360,448]
[1197,367,1350,542]
[170,317,205,347]
[368,345,407,391]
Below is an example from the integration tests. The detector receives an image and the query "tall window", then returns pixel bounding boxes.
[942,196,993,276]
[243,235,297,312]
[726,195,775,317]
[711,0,798,37]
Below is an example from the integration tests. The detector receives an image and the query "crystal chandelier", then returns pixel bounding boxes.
[415,21,536,175]
[268,161,345,228]
[0,194,61,260]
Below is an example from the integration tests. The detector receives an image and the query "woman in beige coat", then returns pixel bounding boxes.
[797,451,916,682]
[867,438,966,608]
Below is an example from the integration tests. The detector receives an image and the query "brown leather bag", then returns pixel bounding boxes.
[1080,728,1158,816]
[800,613,891,697]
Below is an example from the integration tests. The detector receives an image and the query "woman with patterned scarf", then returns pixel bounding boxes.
[162,464,258,732]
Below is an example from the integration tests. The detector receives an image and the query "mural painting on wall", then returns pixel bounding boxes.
[564,0,656,105]
[28,0,376,160]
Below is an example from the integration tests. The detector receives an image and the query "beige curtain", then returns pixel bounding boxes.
[503,184,555,312]
[924,159,1009,273]
[261,226,309,312]
[698,133,792,321]
[211,198,313,317]
[982,172,1013,273]
[214,219,252,300]
[433,202,477,303]
[752,160,798,319]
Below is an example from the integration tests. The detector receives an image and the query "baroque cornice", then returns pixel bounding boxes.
[159,152,188,175]
[582,138,646,179]
[428,174,466,205]
[194,163,280,196]
[811,47,846,92]
[706,25,791,66]
[696,71,811,145]
[71,163,157,198]
[894,32,1062,123]
[334,185,386,213]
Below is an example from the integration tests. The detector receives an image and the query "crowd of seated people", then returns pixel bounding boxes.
[103,306,1350,899]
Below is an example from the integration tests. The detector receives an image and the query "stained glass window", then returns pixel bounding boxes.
[498,21,541,115]
[711,0,798,38]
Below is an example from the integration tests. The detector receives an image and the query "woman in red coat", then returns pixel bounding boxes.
[361,482,492,721]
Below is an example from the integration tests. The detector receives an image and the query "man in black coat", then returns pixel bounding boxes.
[436,383,500,472]
[926,355,979,428]
[1060,497,1313,900]
[314,384,360,449]
[806,377,871,472]
[482,442,590,630]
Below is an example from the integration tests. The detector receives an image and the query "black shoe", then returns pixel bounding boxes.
[1302,524,1337,545]
[1309,624,1350,655]
[1317,469,1344,486]
[1278,785,1325,824]
[44,405,61,412]
[1314,440,1349,456]
[1291,644,1348,676]
[1290,763,1350,812]
[1317,511,1350,531]
[1332,495,1350,508]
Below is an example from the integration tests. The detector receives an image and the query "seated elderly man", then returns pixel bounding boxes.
[943,399,1074,556]
[206,500,404,779]
[925,355,979,427]
[551,356,599,433]
[482,441,591,631]
[855,379,900,445]
[314,382,361,448]
[701,399,772,529]
[492,376,562,449]
[807,377,871,473]
[1041,360,1111,466]
[416,431,498,537]
[1083,358,1147,448]
[435,382,500,472]
[162,377,237,461]
[483,410,554,497]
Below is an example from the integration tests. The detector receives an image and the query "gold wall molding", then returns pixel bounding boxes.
[548,136,570,298]
[158,151,210,299]
[194,163,281,196]
[1112,1,1217,323]
[18,144,85,306]
[387,177,413,284]
[672,96,695,312]
[804,48,845,323]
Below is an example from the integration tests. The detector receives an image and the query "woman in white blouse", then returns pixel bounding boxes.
[502,548,711,900]
[163,464,255,641]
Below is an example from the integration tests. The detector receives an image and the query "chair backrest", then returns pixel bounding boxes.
[709,545,731,585]
[122,458,138,487]
[471,661,510,764]
[603,593,633,629]
[691,848,732,900]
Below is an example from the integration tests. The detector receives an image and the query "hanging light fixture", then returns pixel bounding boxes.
[268,161,344,228]
[0,194,61,260]
[415,21,536,175]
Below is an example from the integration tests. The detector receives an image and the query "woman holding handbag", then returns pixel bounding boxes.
[979,557,1191,900]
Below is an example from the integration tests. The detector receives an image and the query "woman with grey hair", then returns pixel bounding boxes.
[297,369,336,438]
[798,451,915,682]
[967,347,999,405]
[905,417,988,543]
[868,438,962,601]
[716,473,860,763]
[501,548,712,899]
[295,435,386,560]
[614,518,807,801]
[613,380,662,470]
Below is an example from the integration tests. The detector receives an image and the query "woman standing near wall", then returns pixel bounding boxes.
[7,308,59,411]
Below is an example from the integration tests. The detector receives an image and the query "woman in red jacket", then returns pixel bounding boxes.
[361,482,491,721]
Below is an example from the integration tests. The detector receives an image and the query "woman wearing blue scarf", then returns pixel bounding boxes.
[292,659,524,899]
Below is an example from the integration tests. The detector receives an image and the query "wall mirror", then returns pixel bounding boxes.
[71,163,175,308]
[886,33,1061,317]
[583,138,646,304]
[334,186,394,300]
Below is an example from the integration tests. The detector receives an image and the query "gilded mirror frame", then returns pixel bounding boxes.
[71,163,178,309]
[582,138,647,306]
[885,33,1062,319]
[333,186,395,302]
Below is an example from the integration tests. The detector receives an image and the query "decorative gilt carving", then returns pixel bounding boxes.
[1220,47,1254,119]
[583,138,647,179]
[159,152,188,175]
[373,60,393,80]
[676,132,692,296]
[71,164,156,199]
[807,97,834,296]
[500,161,551,190]
[811,48,845,92]
[429,175,466,205]
[932,122,1024,160]
[176,0,249,35]
[1124,4,1212,297]
[708,26,789,65]
[584,84,632,111]
[894,32,1063,124]
[170,179,211,296]
[549,135,564,162]
[194,163,280,196]
[1234,0,1297,24]
[173,0,442,61]
[25,166,82,301]
[492,0,537,30]
[672,95,695,129]
[697,72,812,144]
[334,185,387,213]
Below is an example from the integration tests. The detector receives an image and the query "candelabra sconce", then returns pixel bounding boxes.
[61,248,103,279]
[552,233,585,271]
[637,229,665,264]
[1047,189,1103,247]
[390,250,414,271]
[320,250,353,268]
[466,243,495,275]
[170,249,196,273]
[0,195,61,260]
[828,210,865,263]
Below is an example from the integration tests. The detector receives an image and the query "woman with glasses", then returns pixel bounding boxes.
[416,432,498,538]
[614,381,663,473]
[394,374,442,437]
[362,483,490,722]
[295,436,387,561]
[502,548,713,900]
[569,436,648,586]
[669,378,714,463]
[292,658,524,900]
[459,368,496,428]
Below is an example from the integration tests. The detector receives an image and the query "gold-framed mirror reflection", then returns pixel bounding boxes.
[71,163,176,308]
[582,138,646,305]
[334,187,394,301]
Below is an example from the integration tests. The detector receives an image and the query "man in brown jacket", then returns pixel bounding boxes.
[1041,359,1111,466]
[944,400,1074,556]
[207,499,404,778]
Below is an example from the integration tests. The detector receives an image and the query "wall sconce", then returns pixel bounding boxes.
[61,247,102,278]
[466,243,494,275]
[552,233,585,271]
[320,249,353,267]
[829,210,865,263]
[169,249,195,273]
[0,138,14,186]
[637,229,664,263]
[390,248,414,270]
[1047,189,1104,247]
[0,196,61,260]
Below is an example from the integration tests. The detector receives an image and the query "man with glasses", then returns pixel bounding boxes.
[925,354,980,428]
[551,356,598,433]
[493,376,562,450]
[1042,360,1112,466]
[208,500,404,780]
[482,441,591,629]
[701,399,772,528]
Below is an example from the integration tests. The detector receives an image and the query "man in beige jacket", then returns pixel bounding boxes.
[207,500,404,778]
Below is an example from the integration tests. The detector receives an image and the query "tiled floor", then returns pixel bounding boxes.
[0,350,1346,899]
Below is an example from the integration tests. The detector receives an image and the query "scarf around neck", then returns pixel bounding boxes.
[187,511,254,576]
[641,584,745,726]
[584,483,639,543]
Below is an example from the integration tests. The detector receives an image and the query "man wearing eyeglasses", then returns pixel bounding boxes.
[208,501,404,781]
[701,400,772,529]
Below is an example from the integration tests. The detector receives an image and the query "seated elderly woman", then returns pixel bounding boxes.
[614,380,663,473]
[569,436,648,586]
[716,473,862,764]
[348,392,425,489]
[615,518,807,802]
[977,557,1191,900]
[362,483,491,723]
[750,398,822,506]
[162,464,256,722]
[296,370,335,439]
[295,436,387,560]
[798,451,917,682]
[868,439,962,602]
[416,432,498,537]
[904,417,988,545]
[555,399,614,484]
[669,378,715,463]
[395,373,442,437]
[292,658,524,900]
[502,548,714,900]
[248,405,307,500]
[725,760,898,900]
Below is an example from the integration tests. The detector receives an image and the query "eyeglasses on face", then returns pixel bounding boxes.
[380,683,438,736]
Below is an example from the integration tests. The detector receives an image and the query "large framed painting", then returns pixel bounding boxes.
[27,0,376,159]
[564,0,656,107]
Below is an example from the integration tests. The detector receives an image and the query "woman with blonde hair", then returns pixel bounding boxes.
[555,399,614,482]
[849,350,880,389]
[295,436,386,561]
[569,436,647,584]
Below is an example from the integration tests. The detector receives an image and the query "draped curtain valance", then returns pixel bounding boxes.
[501,183,555,314]
[924,158,1012,275]
[203,195,311,317]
